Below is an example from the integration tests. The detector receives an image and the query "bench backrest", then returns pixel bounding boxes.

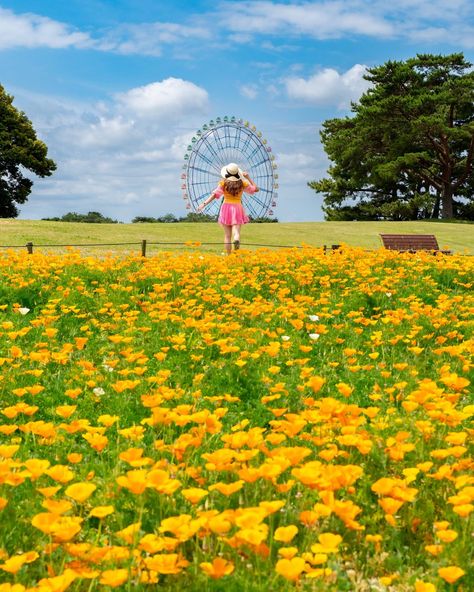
[380,234,440,251]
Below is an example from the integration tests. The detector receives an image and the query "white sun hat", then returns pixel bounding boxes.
[221,162,244,181]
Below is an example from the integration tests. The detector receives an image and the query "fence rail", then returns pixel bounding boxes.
[0,240,343,256]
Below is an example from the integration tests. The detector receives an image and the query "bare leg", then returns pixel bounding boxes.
[221,224,232,255]
[232,224,241,250]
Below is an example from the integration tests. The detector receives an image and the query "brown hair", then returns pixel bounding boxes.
[223,179,243,197]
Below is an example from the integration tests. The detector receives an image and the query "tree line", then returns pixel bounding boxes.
[42,212,277,223]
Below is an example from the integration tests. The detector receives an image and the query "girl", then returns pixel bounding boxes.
[198,163,259,254]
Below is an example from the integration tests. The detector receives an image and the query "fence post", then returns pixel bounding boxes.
[26,242,33,254]
[141,239,147,257]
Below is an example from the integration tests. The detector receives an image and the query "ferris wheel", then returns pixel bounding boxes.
[181,116,278,219]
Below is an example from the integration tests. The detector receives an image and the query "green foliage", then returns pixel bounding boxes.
[0,84,56,217]
[42,211,119,223]
[129,213,278,223]
[180,212,218,222]
[311,53,474,221]
[249,216,278,223]
[132,212,218,223]
[132,214,178,223]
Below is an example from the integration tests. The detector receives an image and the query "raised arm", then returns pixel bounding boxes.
[197,185,224,211]
[242,172,259,193]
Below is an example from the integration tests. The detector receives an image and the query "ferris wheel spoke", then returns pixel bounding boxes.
[235,125,243,154]
[247,145,262,162]
[241,133,253,156]
[213,127,228,164]
[223,126,234,165]
[247,193,270,209]
[193,150,221,175]
[193,190,213,203]
[251,158,271,168]
[188,164,216,176]
[200,135,225,172]
[244,199,261,219]
[188,180,216,187]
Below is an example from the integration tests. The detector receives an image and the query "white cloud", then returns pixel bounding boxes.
[285,64,370,109]
[0,7,210,55]
[116,78,209,120]
[377,0,472,22]
[216,0,474,48]
[0,7,92,50]
[277,151,319,182]
[217,1,395,39]
[240,84,259,99]
[98,22,211,56]
[2,1,474,56]
[68,116,136,148]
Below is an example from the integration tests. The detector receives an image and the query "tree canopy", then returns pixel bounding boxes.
[43,211,119,223]
[310,53,474,220]
[0,84,56,217]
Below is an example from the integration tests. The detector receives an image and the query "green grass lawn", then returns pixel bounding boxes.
[0,219,473,254]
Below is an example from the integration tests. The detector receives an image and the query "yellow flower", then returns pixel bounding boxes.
[55,405,77,419]
[45,465,75,483]
[336,382,353,398]
[31,513,83,542]
[98,414,119,426]
[275,557,306,581]
[415,582,436,592]
[0,445,19,459]
[116,470,147,494]
[181,487,208,504]
[278,547,298,559]
[436,529,458,543]
[274,525,298,543]
[452,504,473,517]
[36,486,61,498]
[425,545,443,556]
[438,566,465,584]
[378,497,404,515]
[0,551,38,574]
[208,481,244,495]
[41,499,73,515]
[0,584,26,592]
[99,569,129,587]
[65,482,97,503]
[35,568,77,592]
[144,554,189,574]
[200,558,234,579]
[89,505,114,519]
[311,533,342,554]
[82,432,108,452]
[115,522,141,544]
[207,515,232,535]
[306,376,325,393]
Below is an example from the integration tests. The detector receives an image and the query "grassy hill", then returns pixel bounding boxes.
[0,219,473,254]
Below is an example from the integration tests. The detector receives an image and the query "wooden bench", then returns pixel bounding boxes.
[380,234,451,254]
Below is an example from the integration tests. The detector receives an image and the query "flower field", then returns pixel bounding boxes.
[0,246,472,592]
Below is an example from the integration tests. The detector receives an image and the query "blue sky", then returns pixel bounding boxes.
[1,0,474,222]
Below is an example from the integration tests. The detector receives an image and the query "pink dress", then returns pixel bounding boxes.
[213,180,257,225]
